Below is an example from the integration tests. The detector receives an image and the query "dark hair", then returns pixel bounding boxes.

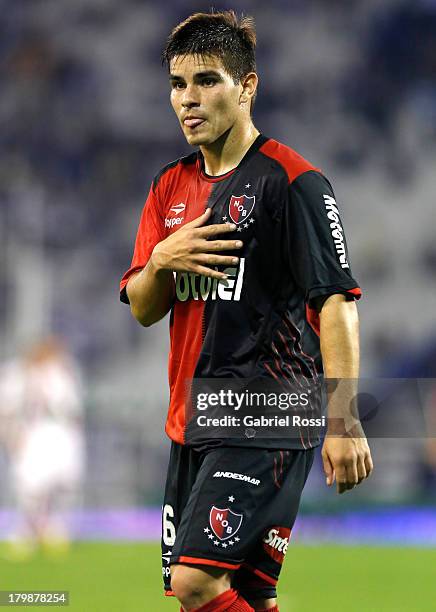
[162,10,257,85]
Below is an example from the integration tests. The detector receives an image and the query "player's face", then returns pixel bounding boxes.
[169,54,243,146]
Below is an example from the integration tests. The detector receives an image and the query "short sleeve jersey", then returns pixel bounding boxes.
[120,135,361,449]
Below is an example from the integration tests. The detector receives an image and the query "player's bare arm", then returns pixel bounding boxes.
[319,294,373,494]
[126,208,243,326]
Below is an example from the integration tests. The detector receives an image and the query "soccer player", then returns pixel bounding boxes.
[120,11,373,612]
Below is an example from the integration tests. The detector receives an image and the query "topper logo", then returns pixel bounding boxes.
[170,202,186,215]
[165,217,183,229]
[165,203,186,229]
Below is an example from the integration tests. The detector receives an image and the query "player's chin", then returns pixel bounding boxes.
[184,132,213,146]
[181,125,212,145]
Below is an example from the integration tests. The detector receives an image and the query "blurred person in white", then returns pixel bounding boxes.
[0,337,85,560]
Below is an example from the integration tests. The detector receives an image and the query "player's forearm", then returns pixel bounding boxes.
[126,255,175,327]
[319,294,360,429]
[320,294,359,377]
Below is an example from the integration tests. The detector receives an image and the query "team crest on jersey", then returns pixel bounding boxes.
[209,507,243,541]
[229,195,256,225]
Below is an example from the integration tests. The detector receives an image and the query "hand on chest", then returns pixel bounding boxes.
[163,177,272,239]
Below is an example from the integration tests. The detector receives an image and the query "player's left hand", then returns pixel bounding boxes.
[321,426,373,494]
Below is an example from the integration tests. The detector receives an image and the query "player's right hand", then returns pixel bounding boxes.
[151,208,243,280]
[321,426,373,494]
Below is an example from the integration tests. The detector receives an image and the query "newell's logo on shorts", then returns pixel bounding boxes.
[229,195,256,225]
[210,507,243,541]
[263,526,291,563]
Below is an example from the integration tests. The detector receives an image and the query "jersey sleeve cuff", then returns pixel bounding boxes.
[307,283,362,310]
[305,284,362,336]
[119,265,145,304]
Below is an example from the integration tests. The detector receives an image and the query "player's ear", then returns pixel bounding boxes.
[239,72,258,106]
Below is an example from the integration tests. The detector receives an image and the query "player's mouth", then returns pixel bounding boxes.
[183,116,206,129]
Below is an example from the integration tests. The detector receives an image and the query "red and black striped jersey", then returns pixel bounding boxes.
[120,135,361,449]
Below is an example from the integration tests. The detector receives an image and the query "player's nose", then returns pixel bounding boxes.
[181,84,200,108]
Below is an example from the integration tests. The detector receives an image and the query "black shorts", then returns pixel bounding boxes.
[161,442,315,600]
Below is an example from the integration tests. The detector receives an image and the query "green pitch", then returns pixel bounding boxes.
[0,542,435,611]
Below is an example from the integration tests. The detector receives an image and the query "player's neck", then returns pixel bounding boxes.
[200,122,260,176]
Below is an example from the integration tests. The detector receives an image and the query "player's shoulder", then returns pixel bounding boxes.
[152,151,197,192]
[258,137,323,185]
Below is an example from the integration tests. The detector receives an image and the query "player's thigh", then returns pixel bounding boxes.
[171,562,233,593]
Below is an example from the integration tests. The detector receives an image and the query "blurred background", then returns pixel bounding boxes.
[0,0,436,609]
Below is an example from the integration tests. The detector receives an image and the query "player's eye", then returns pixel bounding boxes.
[171,81,185,90]
[201,78,217,87]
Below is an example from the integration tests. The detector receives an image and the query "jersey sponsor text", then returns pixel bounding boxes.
[263,526,291,562]
[323,195,349,269]
[175,259,245,302]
